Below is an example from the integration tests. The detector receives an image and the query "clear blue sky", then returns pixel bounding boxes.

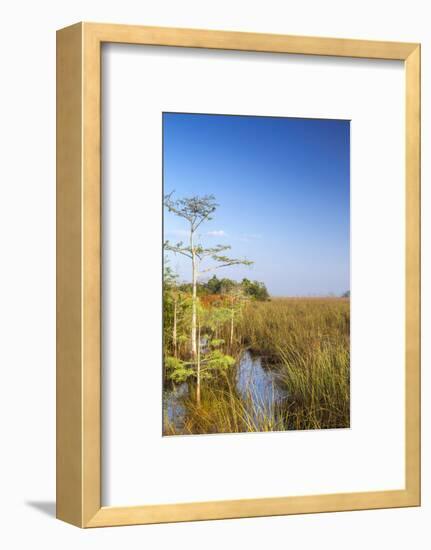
[163,112,350,297]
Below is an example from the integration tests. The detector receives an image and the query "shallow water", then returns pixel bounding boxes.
[163,350,287,431]
[163,382,188,431]
[236,351,287,418]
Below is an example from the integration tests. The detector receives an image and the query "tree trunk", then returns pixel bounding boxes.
[196,321,201,405]
[191,229,197,359]
[173,296,177,357]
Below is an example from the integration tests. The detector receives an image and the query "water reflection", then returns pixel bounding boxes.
[163,350,287,431]
[163,382,188,431]
[236,350,287,415]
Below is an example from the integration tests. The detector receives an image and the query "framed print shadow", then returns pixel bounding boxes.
[56,22,420,527]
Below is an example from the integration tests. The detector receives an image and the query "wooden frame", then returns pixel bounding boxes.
[56,22,421,528]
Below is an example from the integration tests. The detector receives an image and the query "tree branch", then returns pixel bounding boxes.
[164,240,193,259]
[200,257,253,274]
[195,244,231,258]
[193,207,216,231]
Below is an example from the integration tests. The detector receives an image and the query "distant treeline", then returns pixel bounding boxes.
[177,275,270,301]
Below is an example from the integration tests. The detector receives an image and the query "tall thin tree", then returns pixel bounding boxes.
[164,192,252,403]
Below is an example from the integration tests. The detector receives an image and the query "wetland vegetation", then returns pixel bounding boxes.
[163,192,350,435]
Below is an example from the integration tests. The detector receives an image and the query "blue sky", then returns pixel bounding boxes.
[163,112,350,297]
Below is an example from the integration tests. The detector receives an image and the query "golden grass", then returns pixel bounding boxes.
[164,298,350,435]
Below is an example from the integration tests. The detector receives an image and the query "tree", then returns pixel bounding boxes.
[206,275,222,294]
[241,278,270,301]
[163,262,179,356]
[164,192,253,404]
[219,277,236,295]
[225,286,249,350]
[164,298,235,404]
[163,261,191,361]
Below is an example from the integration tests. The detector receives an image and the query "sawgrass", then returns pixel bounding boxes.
[164,298,350,435]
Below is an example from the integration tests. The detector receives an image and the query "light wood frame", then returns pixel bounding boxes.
[56,22,421,528]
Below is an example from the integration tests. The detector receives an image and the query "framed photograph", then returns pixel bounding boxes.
[56,23,420,527]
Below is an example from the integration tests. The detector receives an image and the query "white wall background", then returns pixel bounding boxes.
[0,1,428,548]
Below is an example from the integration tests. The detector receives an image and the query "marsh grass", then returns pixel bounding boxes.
[163,298,350,435]
[240,298,350,430]
[163,380,288,435]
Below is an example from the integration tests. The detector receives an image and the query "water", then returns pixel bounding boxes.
[236,351,287,414]
[163,382,188,430]
[163,350,287,431]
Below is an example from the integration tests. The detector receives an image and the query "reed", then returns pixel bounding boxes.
[163,297,350,435]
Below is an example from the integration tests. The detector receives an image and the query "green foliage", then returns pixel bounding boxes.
[241,278,270,301]
[165,349,235,384]
[219,278,236,294]
[209,338,225,348]
[207,350,235,369]
[201,275,269,301]
[200,350,235,379]
[206,275,222,294]
[165,356,194,383]
[205,306,231,331]
[163,261,178,288]
[163,261,192,357]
